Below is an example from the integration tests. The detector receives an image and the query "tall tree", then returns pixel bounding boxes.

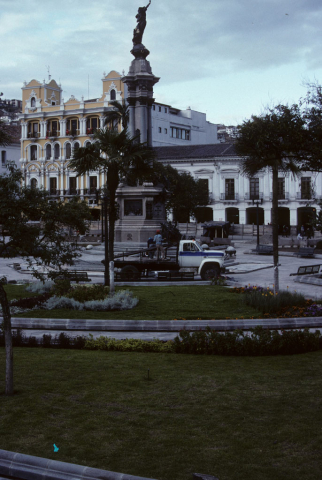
[301,82,322,172]
[149,162,209,222]
[235,105,306,292]
[69,128,155,279]
[0,166,91,395]
[104,100,129,131]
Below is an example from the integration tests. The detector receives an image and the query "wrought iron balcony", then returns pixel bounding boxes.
[220,193,239,202]
[27,132,39,139]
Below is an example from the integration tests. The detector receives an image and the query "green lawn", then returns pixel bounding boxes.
[0,348,321,480]
[5,285,261,320]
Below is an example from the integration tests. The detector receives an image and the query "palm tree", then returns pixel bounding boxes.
[104,100,129,131]
[235,105,306,292]
[69,128,155,283]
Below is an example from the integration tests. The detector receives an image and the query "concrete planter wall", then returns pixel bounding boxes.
[0,449,157,480]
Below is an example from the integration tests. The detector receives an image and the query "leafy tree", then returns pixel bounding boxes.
[150,162,209,222]
[301,82,322,172]
[69,128,155,280]
[104,100,129,131]
[0,166,92,395]
[235,105,306,292]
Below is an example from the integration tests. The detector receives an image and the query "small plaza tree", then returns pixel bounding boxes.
[0,165,92,395]
[235,105,306,292]
[150,162,209,223]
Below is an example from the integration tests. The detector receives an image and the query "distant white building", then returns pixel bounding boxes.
[152,103,218,146]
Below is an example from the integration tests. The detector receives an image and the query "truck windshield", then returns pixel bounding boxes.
[194,241,203,251]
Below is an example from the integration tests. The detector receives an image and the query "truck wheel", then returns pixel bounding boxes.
[120,265,140,281]
[200,263,220,281]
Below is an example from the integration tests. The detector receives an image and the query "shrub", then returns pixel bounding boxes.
[12,329,25,347]
[173,326,321,356]
[42,334,52,348]
[52,279,72,297]
[27,336,38,347]
[240,287,307,314]
[10,293,52,310]
[84,335,175,353]
[26,280,54,294]
[43,290,138,311]
[66,284,109,302]
[43,296,84,310]
[56,332,71,349]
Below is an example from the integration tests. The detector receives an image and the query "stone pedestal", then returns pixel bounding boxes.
[115,182,166,242]
[122,43,159,146]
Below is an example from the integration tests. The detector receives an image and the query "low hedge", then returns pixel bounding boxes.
[0,327,321,356]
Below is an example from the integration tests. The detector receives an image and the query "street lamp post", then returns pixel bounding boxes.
[252,197,263,247]
[96,189,109,286]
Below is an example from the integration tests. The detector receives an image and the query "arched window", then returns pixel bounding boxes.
[84,140,91,148]
[66,143,71,159]
[46,144,52,160]
[110,89,116,101]
[30,145,37,161]
[30,97,36,108]
[73,142,80,157]
[30,178,38,189]
[54,144,60,159]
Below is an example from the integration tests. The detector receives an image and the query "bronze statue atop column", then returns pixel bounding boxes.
[132,0,151,46]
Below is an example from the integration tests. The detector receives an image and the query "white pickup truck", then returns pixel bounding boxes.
[113,239,225,280]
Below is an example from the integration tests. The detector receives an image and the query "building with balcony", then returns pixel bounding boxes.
[19,71,127,218]
[155,143,321,230]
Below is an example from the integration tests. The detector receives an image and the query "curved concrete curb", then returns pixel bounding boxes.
[0,449,157,480]
[8,317,322,332]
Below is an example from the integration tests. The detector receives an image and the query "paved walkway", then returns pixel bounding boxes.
[2,240,322,341]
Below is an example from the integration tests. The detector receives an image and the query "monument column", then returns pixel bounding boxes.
[122,1,159,146]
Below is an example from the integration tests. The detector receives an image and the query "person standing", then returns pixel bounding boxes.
[154,229,165,260]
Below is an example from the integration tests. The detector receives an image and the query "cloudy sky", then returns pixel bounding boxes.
[1,0,322,125]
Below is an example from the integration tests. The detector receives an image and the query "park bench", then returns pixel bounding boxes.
[290,264,321,276]
[56,271,91,283]
[256,244,273,255]
[157,271,195,281]
[296,247,315,258]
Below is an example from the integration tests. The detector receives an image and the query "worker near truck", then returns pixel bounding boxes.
[154,229,165,260]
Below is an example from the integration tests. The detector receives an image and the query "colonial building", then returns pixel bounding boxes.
[155,143,320,230]
[19,71,127,218]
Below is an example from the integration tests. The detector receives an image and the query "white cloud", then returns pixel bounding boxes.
[1,0,322,123]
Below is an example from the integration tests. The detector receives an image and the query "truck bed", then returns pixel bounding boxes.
[114,257,180,271]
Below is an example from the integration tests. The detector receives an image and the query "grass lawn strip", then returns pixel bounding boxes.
[0,349,321,480]
[5,285,262,320]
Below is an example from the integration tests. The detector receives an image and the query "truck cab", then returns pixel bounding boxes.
[178,240,225,280]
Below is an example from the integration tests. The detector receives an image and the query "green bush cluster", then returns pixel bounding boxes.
[173,326,322,356]
[1,327,321,356]
[241,288,307,314]
[65,284,110,302]
[84,335,174,353]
